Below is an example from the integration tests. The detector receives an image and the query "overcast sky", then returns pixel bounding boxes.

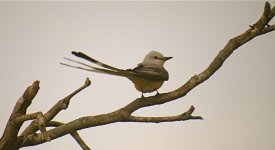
[0,2,274,150]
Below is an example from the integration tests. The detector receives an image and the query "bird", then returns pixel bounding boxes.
[61,50,172,97]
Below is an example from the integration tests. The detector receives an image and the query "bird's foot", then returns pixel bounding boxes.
[155,90,160,96]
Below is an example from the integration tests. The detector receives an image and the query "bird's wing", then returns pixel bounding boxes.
[131,64,169,81]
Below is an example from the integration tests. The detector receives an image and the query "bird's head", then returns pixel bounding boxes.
[142,50,172,66]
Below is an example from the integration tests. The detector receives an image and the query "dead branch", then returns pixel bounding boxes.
[126,105,202,123]
[48,121,91,150]
[0,81,40,150]
[20,78,91,137]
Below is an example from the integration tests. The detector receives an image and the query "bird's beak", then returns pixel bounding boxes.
[163,56,173,61]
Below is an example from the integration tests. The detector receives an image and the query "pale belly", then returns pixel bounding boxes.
[132,78,164,93]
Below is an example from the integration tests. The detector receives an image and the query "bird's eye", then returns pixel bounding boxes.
[154,56,158,59]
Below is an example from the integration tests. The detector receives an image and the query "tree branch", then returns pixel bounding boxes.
[126,106,202,123]
[48,121,92,150]
[0,78,91,150]
[15,112,46,134]
[20,78,91,136]
[0,81,40,150]
[16,78,91,149]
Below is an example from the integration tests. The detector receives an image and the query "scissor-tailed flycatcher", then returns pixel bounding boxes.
[61,50,172,97]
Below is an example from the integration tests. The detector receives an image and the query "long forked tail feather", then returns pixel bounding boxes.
[72,51,121,71]
[61,57,127,77]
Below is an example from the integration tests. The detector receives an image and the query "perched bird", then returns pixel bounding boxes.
[61,50,172,97]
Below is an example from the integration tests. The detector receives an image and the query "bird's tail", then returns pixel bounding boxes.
[72,51,122,71]
[61,51,134,78]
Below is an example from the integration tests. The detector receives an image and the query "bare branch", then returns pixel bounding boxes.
[12,81,40,115]
[256,23,275,35]
[126,106,202,123]
[15,112,46,133]
[20,78,91,136]
[0,81,40,150]
[48,121,92,150]
[21,112,120,147]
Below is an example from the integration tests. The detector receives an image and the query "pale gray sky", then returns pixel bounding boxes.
[0,2,274,150]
